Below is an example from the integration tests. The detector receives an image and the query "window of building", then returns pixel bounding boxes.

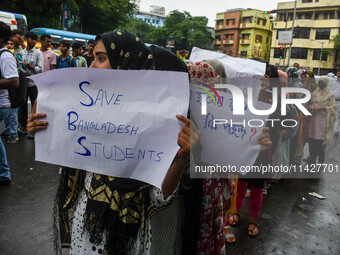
[291,48,308,59]
[314,12,319,20]
[156,20,159,24]
[229,50,233,56]
[279,14,284,21]
[216,20,223,26]
[240,51,247,57]
[304,12,312,19]
[225,34,234,40]
[263,19,267,26]
[266,37,269,43]
[313,49,328,61]
[288,13,293,20]
[243,17,252,23]
[330,11,335,19]
[302,0,312,3]
[226,19,235,25]
[324,12,329,19]
[297,13,303,19]
[315,0,319,2]
[315,28,331,39]
[293,27,310,39]
[152,20,155,24]
[257,18,261,25]
[241,34,250,40]
[255,35,263,42]
[215,35,221,41]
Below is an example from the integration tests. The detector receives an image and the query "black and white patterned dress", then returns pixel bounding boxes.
[69,172,174,255]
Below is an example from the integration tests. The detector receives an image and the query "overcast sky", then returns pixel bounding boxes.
[138,0,290,26]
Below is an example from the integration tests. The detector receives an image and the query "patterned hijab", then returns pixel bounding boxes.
[205,59,226,83]
[187,61,221,86]
[96,30,154,70]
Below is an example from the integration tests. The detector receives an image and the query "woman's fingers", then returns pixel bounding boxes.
[27,100,48,135]
[258,127,272,151]
[176,115,200,161]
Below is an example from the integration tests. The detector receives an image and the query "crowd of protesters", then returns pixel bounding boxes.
[1,20,340,255]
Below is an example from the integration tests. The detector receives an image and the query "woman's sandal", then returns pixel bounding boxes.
[248,222,259,237]
[224,226,236,243]
[229,213,240,226]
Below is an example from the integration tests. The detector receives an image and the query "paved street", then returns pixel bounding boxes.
[0,131,339,255]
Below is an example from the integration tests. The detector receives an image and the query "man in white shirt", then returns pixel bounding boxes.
[0,21,19,185]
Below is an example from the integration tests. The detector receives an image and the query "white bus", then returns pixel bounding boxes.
[0,11,17,30]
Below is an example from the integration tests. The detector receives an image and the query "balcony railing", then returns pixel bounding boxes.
[223,39,234,45]
[240,39,250,45]
[240,23,252,29]
[215,40,221,45]
[215,25,223,30]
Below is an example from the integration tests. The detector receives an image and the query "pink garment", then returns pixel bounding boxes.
[41,49,56,71]
[309,111,327,139]
[235,180,263,219]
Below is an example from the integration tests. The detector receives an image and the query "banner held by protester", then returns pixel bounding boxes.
[30,68,189,188]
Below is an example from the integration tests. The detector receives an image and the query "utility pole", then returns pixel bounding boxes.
[283,11,288,70]
[318,42,324,75]
[287,0,297,68]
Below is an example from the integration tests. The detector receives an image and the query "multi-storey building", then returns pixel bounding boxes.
[214,9,272,60]
[238,9,273,61]
[270,0,340,74]
[214,9,243,57]
[134,5,166,28]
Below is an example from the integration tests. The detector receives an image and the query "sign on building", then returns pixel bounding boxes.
[278,31,293,45]
[166,38,175,48]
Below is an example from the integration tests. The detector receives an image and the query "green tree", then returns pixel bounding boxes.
[330,33,340,70]
[119,17,154,43]
[1,0,138,34]
[149,10,213,51]
[150,26,168,47]
[2,0,64,29]
[69,0,138,34]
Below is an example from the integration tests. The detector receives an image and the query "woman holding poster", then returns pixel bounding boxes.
[27,30,199,255]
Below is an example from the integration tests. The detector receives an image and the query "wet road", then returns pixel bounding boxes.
[0,131,339,255]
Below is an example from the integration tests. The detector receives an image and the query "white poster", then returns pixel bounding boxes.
[188,48,268,174]
[30,68,189,189]
[189,47,266,78]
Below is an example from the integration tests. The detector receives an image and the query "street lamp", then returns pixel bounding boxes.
[310,39,327,75]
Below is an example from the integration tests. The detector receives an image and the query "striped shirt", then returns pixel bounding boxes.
[74,56,88,67]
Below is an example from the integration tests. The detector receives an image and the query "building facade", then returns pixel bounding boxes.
[214,9,242,57]
[270,0,340,74]
[214,9,272,61]
[135,5,166,28]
